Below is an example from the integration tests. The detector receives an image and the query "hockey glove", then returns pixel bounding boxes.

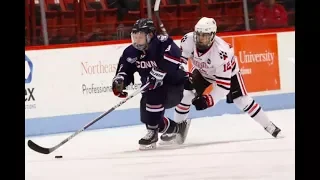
[112,75,128,98]
[146,68,167,90]
[192,94,214,110]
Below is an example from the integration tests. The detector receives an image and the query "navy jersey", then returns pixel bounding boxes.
[114,35,185,88]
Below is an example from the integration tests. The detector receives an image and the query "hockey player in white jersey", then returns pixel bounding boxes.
[161,17,282,142]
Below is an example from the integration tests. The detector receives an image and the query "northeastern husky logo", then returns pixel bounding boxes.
[219,51,228,60]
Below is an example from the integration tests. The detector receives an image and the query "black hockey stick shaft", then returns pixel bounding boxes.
[28,83,150,154]
[154,0,167,35]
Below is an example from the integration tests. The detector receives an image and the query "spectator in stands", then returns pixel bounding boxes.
[107,0,139,23]
[254,0,288,29]
[107,0,139,39]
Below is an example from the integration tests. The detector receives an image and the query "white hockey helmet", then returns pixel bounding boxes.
[193,17,217,51]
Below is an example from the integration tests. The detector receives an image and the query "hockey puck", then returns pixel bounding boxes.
[55,155,63,159]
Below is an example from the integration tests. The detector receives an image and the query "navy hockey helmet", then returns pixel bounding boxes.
[131,18,156,51]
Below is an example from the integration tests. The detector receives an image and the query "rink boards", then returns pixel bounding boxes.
[25,30,295,136]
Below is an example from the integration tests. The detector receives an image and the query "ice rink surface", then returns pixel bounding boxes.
[26,109,295,180]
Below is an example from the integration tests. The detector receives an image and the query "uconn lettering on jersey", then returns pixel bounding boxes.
[136,61,157,69]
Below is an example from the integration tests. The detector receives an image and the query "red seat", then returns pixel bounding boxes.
[25,0,31,45]
[43,0,64,37]
[28,0,61,44]
[27,0,38,45]
[100,1,118,23]
[55,0,78,38]
[122,0,141,22]
[76,0,118,40]
[31,0,76,41]
[224,1,243,16]
[179,0,200,18]
[178,0,200,32]
[202,0,224,17]
[81,0,102,34]
[100,0,118,36]
[61,0,80,40]
[201,0,243,31]
[224,1,245,31]
[157,0,200,34]
[150,0,179,34]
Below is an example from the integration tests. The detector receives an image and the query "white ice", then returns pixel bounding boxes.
[25,109,295,180]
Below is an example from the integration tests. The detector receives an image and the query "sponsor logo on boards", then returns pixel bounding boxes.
[25,55,36,110]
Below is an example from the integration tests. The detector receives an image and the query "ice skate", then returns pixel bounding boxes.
[160,119,191,145]
[265,122,283,138]
[159,133,177,145]
[175,118,191,144]
[160,133,177,141]
[139,129,158,150]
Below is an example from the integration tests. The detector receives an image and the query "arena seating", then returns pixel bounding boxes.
[25,0,295,46]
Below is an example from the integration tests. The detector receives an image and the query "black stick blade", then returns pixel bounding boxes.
[27,140,51,154]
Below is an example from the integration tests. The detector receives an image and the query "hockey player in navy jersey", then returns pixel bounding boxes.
[112,18,191,150]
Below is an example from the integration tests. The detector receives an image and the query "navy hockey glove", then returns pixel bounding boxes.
[146,68,167,90]
[112,75,128,98]
[192,94,214,110]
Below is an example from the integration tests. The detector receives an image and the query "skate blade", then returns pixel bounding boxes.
[139,143,157,150]
[160,134,177,142]
[275,132,285,139]
[159,139,178,146]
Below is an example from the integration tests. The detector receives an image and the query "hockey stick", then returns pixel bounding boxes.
[153,0,188,66]
[27,83,150,154]
[154,0,167,35]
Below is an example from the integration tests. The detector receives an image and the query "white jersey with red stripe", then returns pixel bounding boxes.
[180,32,240,103]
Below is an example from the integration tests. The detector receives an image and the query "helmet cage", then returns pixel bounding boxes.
[193,31,215,51]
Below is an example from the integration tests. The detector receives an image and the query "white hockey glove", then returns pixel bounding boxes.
[146,67,167,90]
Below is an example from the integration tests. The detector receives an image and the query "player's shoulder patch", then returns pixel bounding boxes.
[157,34,169,42]
[181,32,193,43]
[181,34,188,43]
[214,37,233,59]
[218,50,228,61]
[126,57,137,64]
[180,32,194,53]
[122,45,139,63]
